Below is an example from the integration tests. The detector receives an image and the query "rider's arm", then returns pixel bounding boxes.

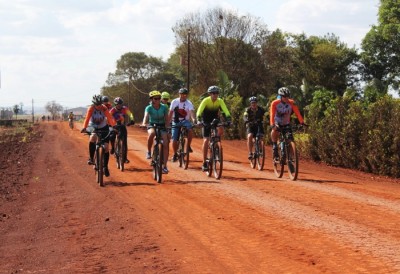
[125,108,134,121]
[196,98,207,121]
[142,109,149,126]
[219,99,231,119]
[289,100,304,124]
[82,106,94,128]
[104,107,116,127]
[270,100,279,126]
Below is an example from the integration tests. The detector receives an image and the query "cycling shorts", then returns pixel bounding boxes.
[171,120,193,141]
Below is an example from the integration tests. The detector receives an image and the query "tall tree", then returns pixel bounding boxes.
[45,101,63,119]
[361,0,400,92]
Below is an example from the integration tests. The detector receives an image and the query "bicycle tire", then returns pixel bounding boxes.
[156,143,163,184]
[287,141,298,181]
[273,143,284,178]
[152,145,159,180]
[120,138,126,172]
[115,139,121,169]
[178,135,184,168]
[183,136,189,170]
[213,143,223,179]
[250,138,256,169]
[256,139,265,171]
[98,146,104,187]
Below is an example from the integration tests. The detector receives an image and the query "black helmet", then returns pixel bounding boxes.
[114,97,123,105]
[179,88,189,94]
[92,94,103,106]
[102,96,109,103]
[249,96,257,103]
[207,85,220,93]
[278,87,290,97]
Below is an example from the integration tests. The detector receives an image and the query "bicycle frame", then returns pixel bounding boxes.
[173,123,190,169]
[85,126,113,187]
[248,122,265,170]
[150,124,165,184]
[114,123,127,171]
[273,124,299,181]
[204,119,225,179]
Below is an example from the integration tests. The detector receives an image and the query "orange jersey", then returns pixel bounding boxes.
[270,99,304,126]
[83,104,116,129]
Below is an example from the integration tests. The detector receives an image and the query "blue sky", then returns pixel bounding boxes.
[0,0,379,110]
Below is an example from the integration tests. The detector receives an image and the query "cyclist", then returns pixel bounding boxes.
[196,85,231,171]
[270,87,304,161]
[81,94,116,177]
[168,88,196,162]
[68,111,74,121]
[141,90,170,174]
[110,97,135,163]
[244,96,266,160]
[161,91,171,108]
[102,96,112,111]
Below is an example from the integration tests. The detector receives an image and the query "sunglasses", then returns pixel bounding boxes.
[210,92,219,95]
[153,97,161,100]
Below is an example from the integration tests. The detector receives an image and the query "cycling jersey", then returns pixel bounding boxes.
[145,104,168,125]
[270,99,304,126]
[196,96,231,123]
[83,104,116,129]
[68,114,74,120]
[244,106,266,124]
[104,102,113,111]
[110,106,134,124]
[170,98,194,123]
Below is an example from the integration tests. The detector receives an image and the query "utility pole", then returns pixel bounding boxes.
[187,29,191,91]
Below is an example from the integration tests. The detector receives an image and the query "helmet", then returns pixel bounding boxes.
[114,97,123,105]
[102,96,109,103]
[207,85,220,93]
[249,96,257,103]
[149,90,161,98]
[92,94,103,106]
[179,88,188,94]
[161,91,170,99]
[278,87,290,97]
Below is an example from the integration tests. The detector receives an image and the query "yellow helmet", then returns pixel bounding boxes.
[149,90,161,98]
[161,91,170,99]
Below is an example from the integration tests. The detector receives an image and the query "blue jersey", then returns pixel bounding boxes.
[145,104,168,125]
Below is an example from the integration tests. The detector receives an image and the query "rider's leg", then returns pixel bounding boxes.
[247,133,254,158]
[271,127,279,159]
[147,128,155,157]
[88,134,97,164]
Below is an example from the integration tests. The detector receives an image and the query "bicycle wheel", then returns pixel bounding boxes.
[97,146,104,187]
[178,135,184,168]
[256,139,265,171]
[273,144,284,178]
[183,136,190,170]
[69,121,73,129]
[120,138,126,172]
[250,138,256,169]
[213,143,223,179]
[152,145,159,180]
[156,143,163,184]
[115,139,121,169]
[287,141,299,181]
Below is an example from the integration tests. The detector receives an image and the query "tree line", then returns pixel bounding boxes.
[101,1,400,177]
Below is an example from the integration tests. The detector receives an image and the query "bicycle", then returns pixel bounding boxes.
[203,119,227,179]
[248,122,265,170]
[273,124,302,181]
[68,118,74,129]
[114,121,132,172]
[141,124,165,184]
[83,126,114,187]
[173,124,190,169]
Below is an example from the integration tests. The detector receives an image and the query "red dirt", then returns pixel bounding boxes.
[1,121,400,273]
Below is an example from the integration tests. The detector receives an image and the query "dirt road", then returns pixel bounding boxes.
[1,122,400,273]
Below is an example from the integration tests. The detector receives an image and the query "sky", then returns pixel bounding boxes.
[0,0,379,111]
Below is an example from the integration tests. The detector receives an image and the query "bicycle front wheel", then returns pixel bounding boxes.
[97,146,104,187]
[152,145,159,180]
[250,139,256,169]
[183,137,190,170]
[120,139,126,172]
[256,139,265,171]
[213,143,223,179]
[273,144,284,178]
[115,139,121,169]
[178,136,184,168]
[287,141,299,181]
[156,143,163,184]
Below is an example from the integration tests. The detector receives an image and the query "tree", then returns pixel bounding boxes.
[45,101,63,119]
[361,0,400,93]
[172,7,269,97]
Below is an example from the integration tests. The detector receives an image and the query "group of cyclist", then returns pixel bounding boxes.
[80,85,304,178]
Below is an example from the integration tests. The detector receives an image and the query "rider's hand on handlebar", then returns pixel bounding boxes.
[80,128,86,133]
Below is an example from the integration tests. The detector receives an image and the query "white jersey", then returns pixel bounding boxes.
[170,98,194,122]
